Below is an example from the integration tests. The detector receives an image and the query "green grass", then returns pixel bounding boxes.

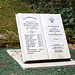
[0,48,75,75]
[0,0,34,47]
[0,0,32,33]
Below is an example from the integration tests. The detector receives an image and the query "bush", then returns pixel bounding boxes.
[22,0,74,43]
[60,3,74,43]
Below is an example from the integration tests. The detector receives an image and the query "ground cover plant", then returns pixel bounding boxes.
[0,48,75,75]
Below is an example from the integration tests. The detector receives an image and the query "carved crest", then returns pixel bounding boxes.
[49,17,55,23]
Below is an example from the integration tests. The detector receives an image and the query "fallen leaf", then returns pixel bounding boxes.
[58,69,61,72]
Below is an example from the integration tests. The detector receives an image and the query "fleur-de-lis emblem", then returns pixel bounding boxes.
[49,17,55,23]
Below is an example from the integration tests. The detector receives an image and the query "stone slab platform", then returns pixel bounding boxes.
[6,49,75,70]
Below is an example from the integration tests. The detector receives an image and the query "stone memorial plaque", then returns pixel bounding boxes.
[15,13,71,62]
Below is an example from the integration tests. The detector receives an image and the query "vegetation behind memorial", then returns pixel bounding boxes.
[0,0,74,48]
[22,0,75,44]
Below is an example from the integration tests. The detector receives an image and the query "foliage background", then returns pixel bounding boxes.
[0,0,75,48]
[22,0,75,44]
[0,0,33,48]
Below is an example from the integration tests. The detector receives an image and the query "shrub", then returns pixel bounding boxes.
[22,0,74,43]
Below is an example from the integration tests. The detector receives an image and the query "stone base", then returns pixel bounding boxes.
[6,49,75,70]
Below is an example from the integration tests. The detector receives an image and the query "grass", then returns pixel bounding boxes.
[0,48,75,75]
[0,0,34,47]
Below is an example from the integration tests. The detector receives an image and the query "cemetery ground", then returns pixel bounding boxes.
[0,0,75,75]
[0,0,35,48]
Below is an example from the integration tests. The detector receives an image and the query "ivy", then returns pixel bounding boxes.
[22,0,74,43]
